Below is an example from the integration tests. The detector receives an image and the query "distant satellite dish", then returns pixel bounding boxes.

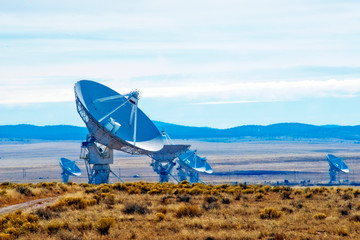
[327,154,349,183]
[59,158,81,183]
[147,144,190,183]
[327,154,349,173]
[178,150,213,174]
[75,80,163,155]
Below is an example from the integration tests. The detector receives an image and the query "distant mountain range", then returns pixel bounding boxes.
[1,122,360,141]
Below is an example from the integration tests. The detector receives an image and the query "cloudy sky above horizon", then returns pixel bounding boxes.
[1,1,360,128]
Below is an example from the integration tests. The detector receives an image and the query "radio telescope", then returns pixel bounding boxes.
[59,158,81,183]
[148,144,190,183]
[327,154,349,184]
[157,131,213,183]
[177,149,213,183]
[75,80,163,184]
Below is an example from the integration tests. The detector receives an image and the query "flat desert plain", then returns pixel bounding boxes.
[1,139,360,184]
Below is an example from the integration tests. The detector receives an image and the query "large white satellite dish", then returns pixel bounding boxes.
[75,80,163,155]
[327,154,349,183]
[75,80,163,184]
[59,158,81,183]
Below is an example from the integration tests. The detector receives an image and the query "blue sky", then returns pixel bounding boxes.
[1,1,360,128]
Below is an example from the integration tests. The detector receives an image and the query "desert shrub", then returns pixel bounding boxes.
[202,202,220,211]
[0,210,40,238]
[0,233,11,240]
[281,191,292,200]
[104,193,116,205]
[221,198,230,204]
[342,193,352,200]
[256,193,264,200]
[350,214,360,222]
[112,183,126,191]
[260,208,282,219]
[337,227,348,236]
[339,208,349,216]
[189,187,203,195]
[353,189,360,198]
[205,196,218,204]
[155,213,165,221]
[16,185,33,196]
[34,208,55,220]
[281,207,293,214]
[77,221,93,231]
[47,220,69,234]
[5,227,22,238]
[242,189,254,194]
[53,197,94,210]
[271,186,283,193]
[305,192,313,199]
[313,213,327,220]
[234,194,241,201]
[123,202,150,215]
[96,217,114,235]
[175,205,201,218]
[85,188,97,194]
[177,195,191,202]
[293,189,302,195]
[21,222,38,232]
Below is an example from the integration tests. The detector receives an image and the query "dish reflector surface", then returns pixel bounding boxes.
[148,144,190,162]
[75,80,163,154]
[178,150,213,174]
[59,158,81,176]
[327,154,349,173]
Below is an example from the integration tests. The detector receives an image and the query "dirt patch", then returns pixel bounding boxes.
[0,196,59,215]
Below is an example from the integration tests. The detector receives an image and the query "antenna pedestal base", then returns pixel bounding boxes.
[61,172,70,184]
[151,160,176,183]
[81,139,123,184]
[91,164,111,184]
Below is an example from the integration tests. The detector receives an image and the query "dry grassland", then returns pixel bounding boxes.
[1,182,360,239]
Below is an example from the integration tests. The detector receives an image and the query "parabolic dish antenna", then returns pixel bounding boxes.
[327,154,349,173]
[178,150,213,174]
[327,154,349,184]
[59,158,81,183]
[75,80,163,155]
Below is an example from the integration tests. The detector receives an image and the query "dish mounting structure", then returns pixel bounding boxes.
[75,80,163,184]
[327,154,349,184]
[151,131,213,184]
[59,158,81,183]
[147,139,190,183]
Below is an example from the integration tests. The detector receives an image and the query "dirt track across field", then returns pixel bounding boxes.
[0,196,59,215]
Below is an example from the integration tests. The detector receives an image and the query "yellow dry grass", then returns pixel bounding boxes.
[1,182,360,239]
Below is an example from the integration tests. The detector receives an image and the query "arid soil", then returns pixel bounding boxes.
[1,139,360,184]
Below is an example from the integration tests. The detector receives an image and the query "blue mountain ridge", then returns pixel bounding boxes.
[1,122,360,141]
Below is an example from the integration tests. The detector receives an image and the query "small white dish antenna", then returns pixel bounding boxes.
[59,158,81,183]
[327,154,349,183]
